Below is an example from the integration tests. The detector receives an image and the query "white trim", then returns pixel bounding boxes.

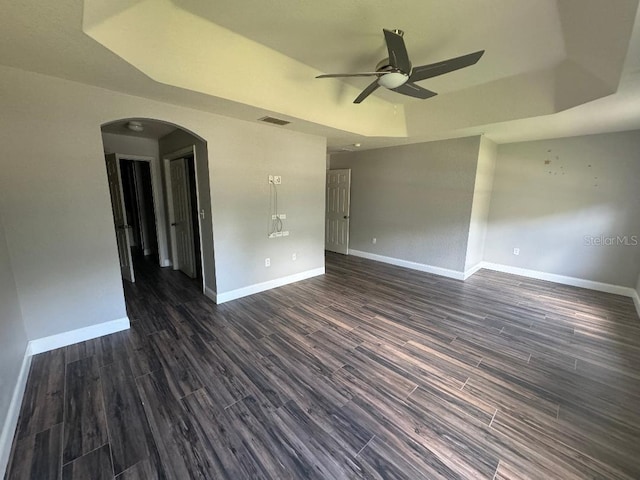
[0,347,31,479]
[27,317,130,356]
[478,261,638,299]
[160,258,172,268]
[216,268,325,304]
[204,286,217,303]
[463,262,484,280]
[348,249,465,280]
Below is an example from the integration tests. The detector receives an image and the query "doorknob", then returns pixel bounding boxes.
[343,216,350,219]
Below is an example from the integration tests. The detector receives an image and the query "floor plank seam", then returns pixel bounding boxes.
[488,409,498,428]
[354,435,375,458]
[98,365,116,477]
[491,459,501,480]
[61,441,110,468]
[405,385,418,400]
[460,377,469,391]
[61,352,69,474]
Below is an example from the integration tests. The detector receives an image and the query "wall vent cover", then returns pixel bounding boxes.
[258,116,291,126]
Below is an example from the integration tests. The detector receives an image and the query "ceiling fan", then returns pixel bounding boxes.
[316,29,484,104]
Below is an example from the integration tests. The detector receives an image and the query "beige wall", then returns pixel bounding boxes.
[0,208,28,471]
[0,64,325,341]
[331,137,482,273]
[210,120,326,292]
[485,130,640,287]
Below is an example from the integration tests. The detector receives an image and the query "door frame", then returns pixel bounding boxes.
[164,145,206,294]
[111,154,167,267]
[106,153,135,282]
[325,168,352,254]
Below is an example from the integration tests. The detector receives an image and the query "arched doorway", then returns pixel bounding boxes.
[100,118,216,297]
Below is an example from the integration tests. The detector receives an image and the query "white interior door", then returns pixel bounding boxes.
[325,169,351,254]
[170,158,196,278]
[105,154,135,282]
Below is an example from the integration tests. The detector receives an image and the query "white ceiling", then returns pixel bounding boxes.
[173,0,566,100]
[2,0,640,151]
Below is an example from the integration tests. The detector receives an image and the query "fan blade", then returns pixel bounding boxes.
[391,82,438,99]
[316,72,381,78]
[383,29,411,74]
[354,80,380,104]
[409,50,484,83]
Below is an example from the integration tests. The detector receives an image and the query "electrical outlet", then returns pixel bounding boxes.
[268,175,274,184]
[275,232,283,237]
[282,231,289,237]
[274,175,282,184]
[513,248,520,256]
[268,233,276,238]
[292,253,297,261]
[271,214,277,220]
[279,213,286,219]
[265,258,271,267]
[372,237,377,244]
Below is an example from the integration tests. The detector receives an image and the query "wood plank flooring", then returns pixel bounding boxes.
[5,252,640,479]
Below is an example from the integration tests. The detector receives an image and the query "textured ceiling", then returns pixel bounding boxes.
[1,0,640,151]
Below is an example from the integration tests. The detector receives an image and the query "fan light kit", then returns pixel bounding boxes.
[316,29,484,104]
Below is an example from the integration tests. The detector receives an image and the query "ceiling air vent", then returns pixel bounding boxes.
[258,116,291,126]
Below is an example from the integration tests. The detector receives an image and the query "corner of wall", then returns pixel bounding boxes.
[464,135,498,271]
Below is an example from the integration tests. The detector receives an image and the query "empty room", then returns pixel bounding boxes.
[1,1,640,479]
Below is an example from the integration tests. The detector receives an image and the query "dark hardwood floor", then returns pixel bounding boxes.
[5,252,640,479]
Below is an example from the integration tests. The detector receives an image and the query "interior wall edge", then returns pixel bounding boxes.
[0,345,32,479]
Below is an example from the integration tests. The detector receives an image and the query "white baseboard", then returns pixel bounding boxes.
[348,249,465,281]
[160,258,172,268]
[216,267,325,304]
[479,261,638,302]
[204,286,217,303]
[27,317,130,356]
[0,346,31,479]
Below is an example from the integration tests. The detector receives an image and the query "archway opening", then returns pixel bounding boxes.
[100,118,216,299]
